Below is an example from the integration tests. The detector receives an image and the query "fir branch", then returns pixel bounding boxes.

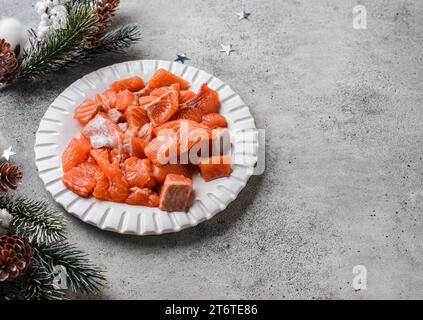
[0,260,64,300]
[0,196,67,245]
[18,260,65,300]
[0,194,106,300]
[87,24,141,54]
[19,2,99,80]
[34,241,106,295]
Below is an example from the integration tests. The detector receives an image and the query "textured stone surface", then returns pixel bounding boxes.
[1,0,423,299]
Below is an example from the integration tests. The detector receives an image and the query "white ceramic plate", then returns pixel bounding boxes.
[35,60,258,235]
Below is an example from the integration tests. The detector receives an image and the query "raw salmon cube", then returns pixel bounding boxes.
[74,99,100,126]
[125,105,149,128]
[147,68,190,90]
[152,164,191,186]
[110,76,145,92]
[115,89,137,112]
[122,157,155,188]
[96,89,118,111]
[145,89,179,126]
[82,113,123,149]
[126,187,159,207]
[176,83,220,119]
[144,135,178,166]
[159,174,193,212]
[105,159,130,202]
[62,166,96,197]
[199,155,232,181]
[201,113,228,129]
[62,137,92,172]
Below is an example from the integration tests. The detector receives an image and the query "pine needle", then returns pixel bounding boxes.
[88,24,141,54]
[17,1,140,81]
[19,2,99,80]
[0,196,67,245]
[34,241,106,295]
[0,260,65,300]
[19,260,66,300]
[0,195,106,299]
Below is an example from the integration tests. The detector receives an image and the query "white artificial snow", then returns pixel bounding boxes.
[35,0,68,40]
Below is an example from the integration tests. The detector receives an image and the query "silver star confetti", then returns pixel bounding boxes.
[219,44,234,56]
[175,53,190,64]
[236,8,250,20]
[1,146,16,161]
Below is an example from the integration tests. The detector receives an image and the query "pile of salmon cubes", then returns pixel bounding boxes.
[61,69,232,212]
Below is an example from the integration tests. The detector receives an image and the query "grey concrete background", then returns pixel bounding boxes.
[1,0,423,299]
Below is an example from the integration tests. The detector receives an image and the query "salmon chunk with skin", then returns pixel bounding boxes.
[159,174,193,212]
[199,155,232,181]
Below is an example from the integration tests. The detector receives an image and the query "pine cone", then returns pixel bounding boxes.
[0,161,22,192]
[0,38,19,85]
[97,0,120,24]
[0,235,33,281]
[85,0,120,48]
